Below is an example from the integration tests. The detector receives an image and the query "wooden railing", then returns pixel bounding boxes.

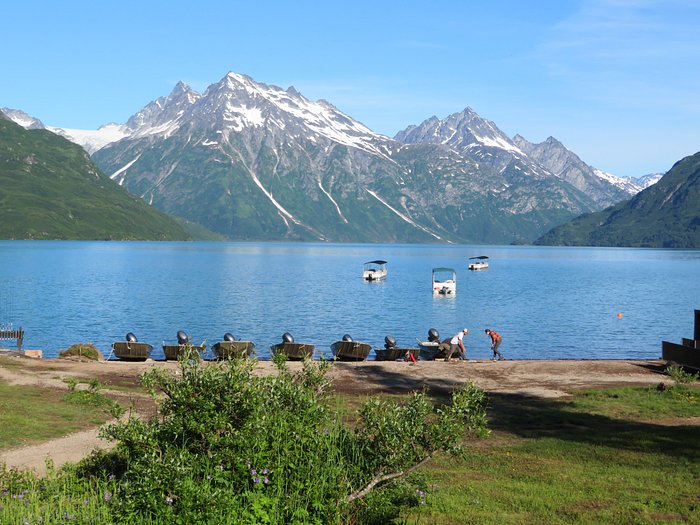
[0,328,24,351]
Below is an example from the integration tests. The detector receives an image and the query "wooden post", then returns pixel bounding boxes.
[694,309,700,342]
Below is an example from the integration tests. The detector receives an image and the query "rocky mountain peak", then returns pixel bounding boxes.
[1,107,46,129]
[395,107,521,156]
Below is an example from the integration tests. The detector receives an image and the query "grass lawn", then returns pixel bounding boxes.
[402,385,700,524]
[0,380,116,450]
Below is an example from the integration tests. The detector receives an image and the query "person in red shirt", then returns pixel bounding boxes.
[485,329,504,360]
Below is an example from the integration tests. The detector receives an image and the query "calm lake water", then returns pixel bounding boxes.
[0,241,698,361]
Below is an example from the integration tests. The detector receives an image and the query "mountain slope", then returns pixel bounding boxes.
[395,108,630,209]
[0,117,190,240]
[86,74,607,243]
[534,152,700,248]
[512,135,635,205]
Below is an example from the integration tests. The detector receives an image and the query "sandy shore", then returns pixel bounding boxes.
[0,355,671,474]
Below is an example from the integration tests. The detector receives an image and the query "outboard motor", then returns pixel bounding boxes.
[427,328,440,342]
[384,335,396,349]
[126,332,138,343]
[282,332,295,343]
[177,330,189,345]
[223,332,236,342]
[342,334,353,342]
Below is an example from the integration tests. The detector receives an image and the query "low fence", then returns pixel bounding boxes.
[0,328,24,351]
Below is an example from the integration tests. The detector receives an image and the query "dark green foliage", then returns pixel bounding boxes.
[0,119,190,240]
[536,151,700,248]
[76,349,487,523]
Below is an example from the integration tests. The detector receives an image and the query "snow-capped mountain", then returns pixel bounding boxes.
[1,107,46,129]
[512,135,633,206]
[636,172,663,189]
[2,72,645,243]
[85,73,609,242]
[395,107,523,156]
[395,112,631,208]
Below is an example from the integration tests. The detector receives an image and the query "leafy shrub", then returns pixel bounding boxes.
[77,348,488,523]
[63,377,124,418]
[58,343,104,361]
[666,364,699,385]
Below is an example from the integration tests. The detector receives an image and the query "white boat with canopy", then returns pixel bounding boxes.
[363,260,388,281]
[432,267,456,295]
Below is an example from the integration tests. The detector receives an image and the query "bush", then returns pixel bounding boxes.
[666,364,700,384]
[59,343,104,361]
[77,348,488,523]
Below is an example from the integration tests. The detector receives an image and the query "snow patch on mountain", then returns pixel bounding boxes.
[110,154,142,183]
[51,123,129,154]
[637,173,663,189]
[365,188,443,241]
[593,168,643,194]
[1,107,46,129]
[218,72,392,159]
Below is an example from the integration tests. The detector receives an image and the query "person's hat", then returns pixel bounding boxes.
[463,328,469,334]
[485,329,490,333]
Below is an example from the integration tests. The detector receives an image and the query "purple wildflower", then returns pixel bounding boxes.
[263,477,270,485]
[104,491,113,502]
[261,468,268,475]
[250,468,257,476]
[206,474,212,480]
[108,474,115,481]
[253,477,261,484]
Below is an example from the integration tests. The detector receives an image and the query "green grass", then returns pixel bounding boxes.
[400,386,700,524]
[0,380,115,450]
[1,376,698,524]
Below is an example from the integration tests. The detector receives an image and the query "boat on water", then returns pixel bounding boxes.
[375,335,418,361]
[212,333,255,360]
[111,333,152,361]
[432,267,456,295]
[363,260,388,282]
[331,334,371,361]
[270,332,315,360]
[468,255,489,271]
[162,331,206,361]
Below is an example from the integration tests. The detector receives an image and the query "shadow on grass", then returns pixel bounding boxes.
[331,363,699,461]
[486,392,700,461]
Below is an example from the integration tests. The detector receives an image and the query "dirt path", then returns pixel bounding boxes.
[0,356,673,475]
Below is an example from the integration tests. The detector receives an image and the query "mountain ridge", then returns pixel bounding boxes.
[1,71,665,244]
[534,151,700,248]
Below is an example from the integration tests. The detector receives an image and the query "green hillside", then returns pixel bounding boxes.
[535,152,700,248]
[0,117,190,240]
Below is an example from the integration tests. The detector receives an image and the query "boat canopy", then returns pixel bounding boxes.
[469,256,489,260]
[432,267,456,273]
[364,260,388,265]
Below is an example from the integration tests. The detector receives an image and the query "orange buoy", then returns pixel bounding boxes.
[617,312,623,318]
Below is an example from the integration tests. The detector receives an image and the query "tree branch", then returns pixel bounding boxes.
[346,454,433,503]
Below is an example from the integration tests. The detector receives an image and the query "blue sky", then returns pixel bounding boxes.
[3,0,699,178]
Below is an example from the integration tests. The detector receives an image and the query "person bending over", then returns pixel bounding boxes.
[485,329,504,360]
